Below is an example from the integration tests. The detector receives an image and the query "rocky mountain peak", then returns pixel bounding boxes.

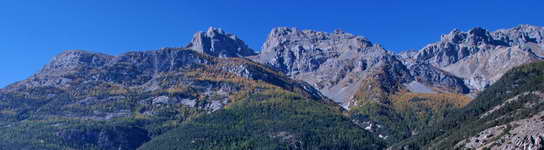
[440,29,463,42]
[513,24,543,32]
[269,27,297,36]
[467,27,487,36]
[252,27,413,105]
[261,27,374,54]
[415,27,504,68]
[254,27,381,74]
[186,27,256,58]
[333,29,346,34]
[493,24,544,46]
[467,27,496,45]
[440,27,495,45]
[40,50,113,76]
[206,26,225,35]
[411,25,544,92]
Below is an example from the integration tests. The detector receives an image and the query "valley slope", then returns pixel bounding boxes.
[393,61,544,150]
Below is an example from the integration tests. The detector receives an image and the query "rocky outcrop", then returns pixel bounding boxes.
[40,50,114,76]
[413,27,507,67]
[457,110,544,150]
[251,27,413,105]
[410,25,544,91]
[6,48,213,90]
[466,91,544,150]
[5,50,114,89]
[7,48,325,101]
[186,27,256,58]
[493,25,544,51]
[408,64,469,94]
[250,27,477,107]
[251,27,376,75]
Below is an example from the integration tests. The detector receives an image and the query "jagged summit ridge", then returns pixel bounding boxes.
[254,27,379,75]
[409,25,544,91]
[439,27,499,45]
[40,50,114,75]
[251,27,474,106]
[6,48,212,90]
[251,27,397,103]
[415,27,503,68]
[186,27,256,58]
[11,25,543,106]
[493,24,544,46]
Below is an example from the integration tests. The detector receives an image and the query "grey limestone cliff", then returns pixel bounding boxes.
[411,25,544,91]
[250,27,411,105]
[250,27,471,107]
[186,27,256,58]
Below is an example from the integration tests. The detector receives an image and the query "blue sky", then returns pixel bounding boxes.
[1,0,543,88]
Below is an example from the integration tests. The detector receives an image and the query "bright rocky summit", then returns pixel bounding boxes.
[0,24,543,150]
[252,25,544,108]
[186,27,256,58]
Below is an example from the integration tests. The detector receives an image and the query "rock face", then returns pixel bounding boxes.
[186,27,256,58]
[414,27,505,67]
[494,24,544,52]
[457,93,544,150]
[251,27,412,105]
[7,48,211,90]
[252,27,377,76]
[407,63,469,94]
[7,47,325,105]
[250,27,471,107]
[452,89,544,150]
[411,25,544,91]
[250,25,544,108]
[40,50,114,76]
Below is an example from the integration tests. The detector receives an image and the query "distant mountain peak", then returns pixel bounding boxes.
[186,27,256,58]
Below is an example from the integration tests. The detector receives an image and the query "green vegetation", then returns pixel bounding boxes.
[349,80,471,143]
[393,61,544,149]
[139,88,385,150]
[0,118,151,150]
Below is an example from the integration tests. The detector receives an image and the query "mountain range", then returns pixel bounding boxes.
[0,24,543,150]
